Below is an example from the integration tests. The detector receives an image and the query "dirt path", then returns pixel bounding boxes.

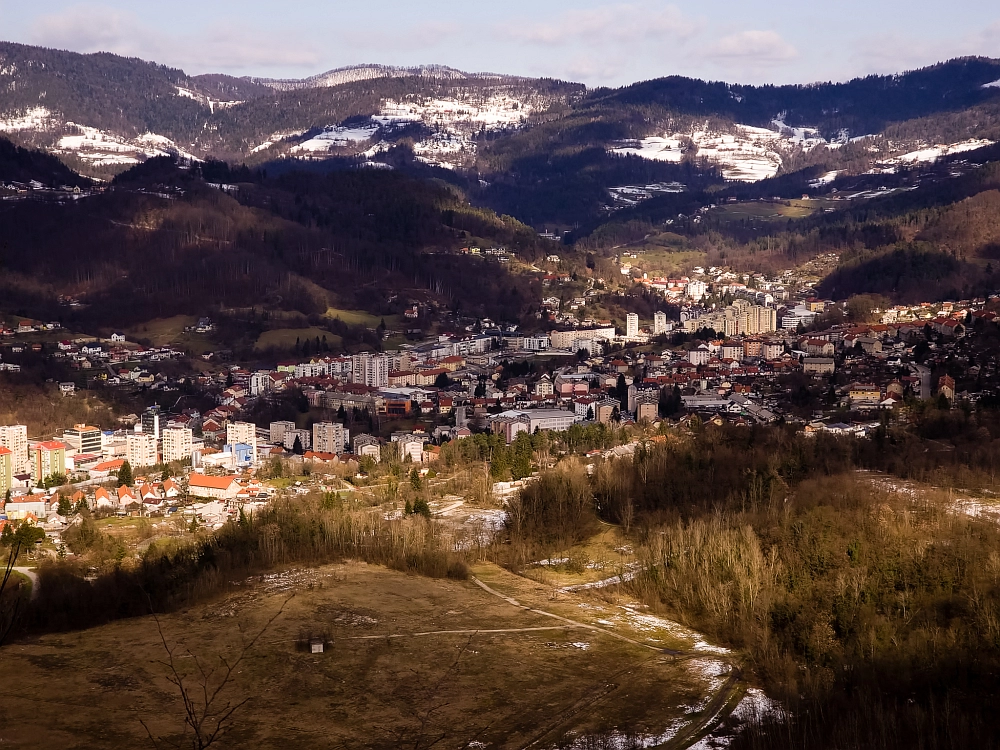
[12,567,39,601]
[470,575,747,749]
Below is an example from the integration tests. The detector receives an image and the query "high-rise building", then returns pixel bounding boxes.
[653,311,668,335]
[63,424,103,455]
[30,441,67,481]
[269,421,296,445]
[0,425,28,475]
[312,422,348,454]
[626,313,639,338]
[0,447,12,496]
[351,353,389,388]
[126,432,158,469]
[141,406,161,439]
[161,427,193,463]
[226,421,258,464]
[283,429,311,451]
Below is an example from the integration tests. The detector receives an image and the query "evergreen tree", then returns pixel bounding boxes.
[118,460,134,487]
[410,467,422,490]
[57,495,72,517]
[292,435,305,455]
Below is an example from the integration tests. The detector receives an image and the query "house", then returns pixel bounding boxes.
[188,473,242,500]
[89,458,125,480]
[803,357,835,375]
[848,384,882,407]
[162,479,181,499]
[116,485,138,509]
[93,487,115,509]
[938,375,956,402]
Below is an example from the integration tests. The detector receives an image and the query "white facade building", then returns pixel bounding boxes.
[161,427,193,464]
[312,422,348,454]
[126,432,158,469]
[653,311,668,336]
[226,421,258,464]
[351,353,389,388]
[269,421,296,445]
[626,313,639,338]
[0,424,29,474]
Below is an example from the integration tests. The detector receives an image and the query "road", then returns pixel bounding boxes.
[911,364,932,400]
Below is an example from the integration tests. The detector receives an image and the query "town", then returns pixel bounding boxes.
[2,261,994,546]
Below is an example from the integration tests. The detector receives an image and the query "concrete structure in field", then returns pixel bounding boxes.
[161,427,193,463]
[312,422,348,454]
[226,422,258,464]
[188,473,242,500]
[63,424,102,455]
[626,313,639,338]
[0,425,29,475]
[30,441,67,481]
[126,432,158,469]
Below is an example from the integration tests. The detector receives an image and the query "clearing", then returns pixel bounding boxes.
[0,561,748,749]
[254,327,343,351]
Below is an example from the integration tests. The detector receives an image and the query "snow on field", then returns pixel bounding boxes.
[292,124,379,153]
[54,123,200,165]
[0,106,54,132]
[808,170,841,187]
[610,125,793,181]
[983,79,1000,89]
[888,139,994,164]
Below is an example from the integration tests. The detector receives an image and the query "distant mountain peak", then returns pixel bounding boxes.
[245,63,516,91]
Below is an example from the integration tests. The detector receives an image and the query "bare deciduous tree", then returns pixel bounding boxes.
[0,539,24,647]
[141,595,292,750]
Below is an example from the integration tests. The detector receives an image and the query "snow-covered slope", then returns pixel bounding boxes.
[610,124,809,181]
[279,89,548,168]
[885,139,994,164]
[0,107,199,167]
[250,64,504,91]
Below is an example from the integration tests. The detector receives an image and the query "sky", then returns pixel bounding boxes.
[0,0,999,87]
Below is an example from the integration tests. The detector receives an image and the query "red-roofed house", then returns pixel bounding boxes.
[188,474,242,500]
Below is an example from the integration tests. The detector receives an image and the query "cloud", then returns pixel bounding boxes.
[706,30,798,64]
[29,3,321,73]
[500,3,698,46]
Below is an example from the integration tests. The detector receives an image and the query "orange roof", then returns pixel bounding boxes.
[35,441,66,451]
[188,474,240,490]
[94,459,125,471]
[0,447,10,456]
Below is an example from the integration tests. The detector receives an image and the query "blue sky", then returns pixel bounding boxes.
[1,0,998,86]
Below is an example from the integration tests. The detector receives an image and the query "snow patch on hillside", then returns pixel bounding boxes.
[611,125,796,181]
[292,124,379,153]
[54,123,199,166]
[887,139,994,164]
[174,86,242,114]
[0,106,55,132]
[983,79,1000,89]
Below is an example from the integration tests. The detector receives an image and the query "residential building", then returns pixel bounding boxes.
[0,425,28,475]
[162,427,193,463]
[391,432,429,462]
[803,358,836,375]
[141,406,162,439]
[848,384,882,406]
[488,409,578,443]
[188,474,242,500]
[62,424,102,455]
[226,422,258,464]
[30,441,67,481]
[626,313,639,338]
[283,429,311,451]
[313,422,348,454]
[351,352,389,388]
[653,311,668,336]
[0,447,12,496]
[269,421,296,445]
[126,432,158,469]
[353,434,381,462]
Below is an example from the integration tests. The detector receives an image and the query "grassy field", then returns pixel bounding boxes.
[325,307,399,328]
[709,199,839,225]
[254,328,343,352]
[0,561,740,749]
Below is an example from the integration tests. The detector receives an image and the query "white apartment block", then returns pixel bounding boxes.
[283,429,311,451]
[126,432,158,469]
[0,424,29,474]
[269,420,296,445]
[351,353,389,388]
[653,311,668,335]
[312,422,348,454]
[626,313,639,338]
[226,421,258,464]
[250,371,274,396]
[161,427,193,463]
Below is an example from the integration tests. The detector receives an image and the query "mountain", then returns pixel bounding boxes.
[246,63,513,91]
